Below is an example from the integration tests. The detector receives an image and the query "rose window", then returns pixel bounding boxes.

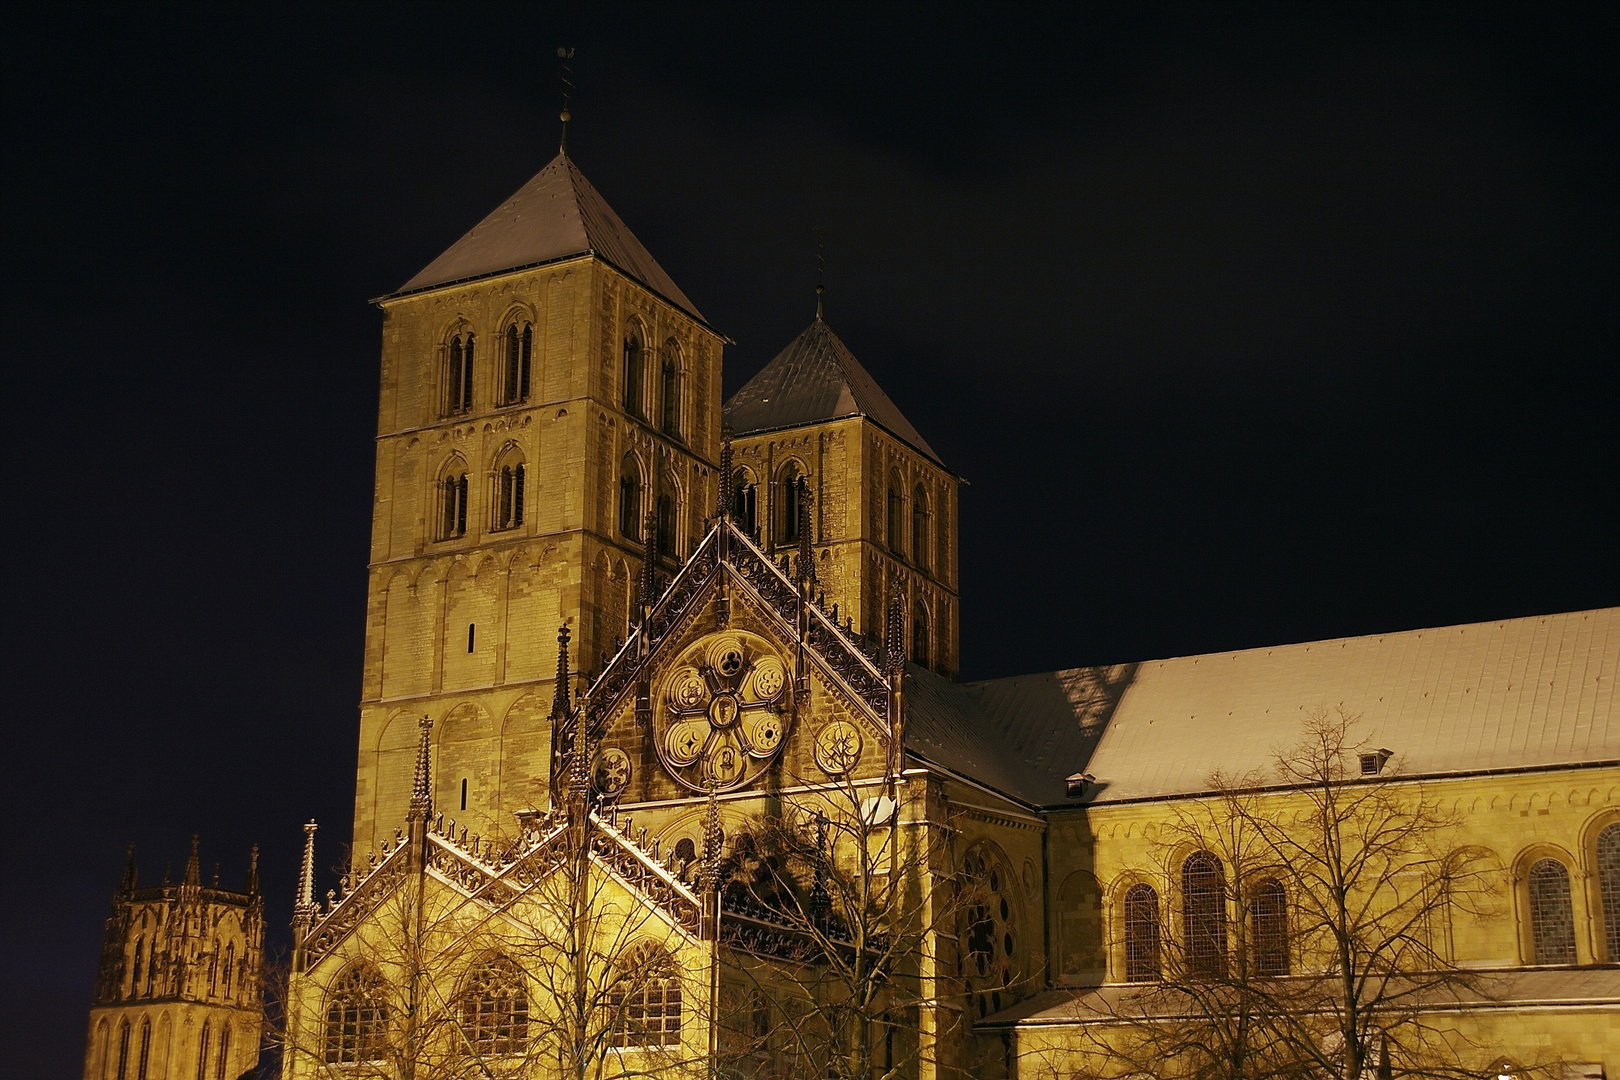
[654,632,792,792]
[960,847,1022,1018]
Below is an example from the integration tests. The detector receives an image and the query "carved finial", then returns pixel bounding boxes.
[246,844,260,894]
[639,511,658,607]
[550,625,572,721]
[794,477,817,591]
[121,843,137,892]
[700,779,723,892]
[717,429,734,519]
[409,716,434,820]
[295,821,318,918]
[184,833,201,886]
[885,585,906,673]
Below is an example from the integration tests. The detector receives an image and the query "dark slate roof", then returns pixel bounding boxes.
[389,153,704,322]
[902,664,1132,808]
[722,318,943,466]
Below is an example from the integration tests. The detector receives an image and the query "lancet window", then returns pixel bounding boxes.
[195,1023,209,1080]
[1182,851,1228,978]
[1528,857,1576,964]
[656,492,676,559]
[215,1025,231,1080]
[460,957,529,1057]
[912,483,929,569]
[619,455,642,541]
[501,322,532,405]
[136,1019,151,1080]
[609,942,681,1046]
[446,332,475,415]
[1252,877,1289,975]
[911,604,929,668]
[116,1020,131,1080]
[323,965,390,1064]
[779,463,804,544]
[660,338,681,437]
[732,469,757,536]
[623,328,644,416]
[886,472,904,553]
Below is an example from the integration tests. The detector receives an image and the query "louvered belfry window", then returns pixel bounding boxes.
[497,462,525,530]
[1529,858,1577,964]
[447,333,475,414]
[1124,883,1161,982]
[1182,852,1228,978]
[502,323,532,405]
[1599,823,1620,962]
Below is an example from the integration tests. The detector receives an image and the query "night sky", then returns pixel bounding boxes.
[3,5,1615,1076]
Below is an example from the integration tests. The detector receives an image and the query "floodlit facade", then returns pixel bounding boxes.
[87,148,1619,1080]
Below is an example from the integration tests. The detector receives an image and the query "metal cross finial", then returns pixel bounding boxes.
[814,228,828,320]
[557,47,576,155]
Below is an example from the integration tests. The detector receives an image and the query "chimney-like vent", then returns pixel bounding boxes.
[1065,772,1096,799]
[1359,749,1394,776]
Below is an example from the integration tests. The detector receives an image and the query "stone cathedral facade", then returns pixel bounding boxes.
[86,150,1619,1080]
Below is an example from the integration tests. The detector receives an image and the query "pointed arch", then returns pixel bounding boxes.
[195,1021,209,1080]
[459,954,529,1056]
[911,482,930,569]
[659,337,683,437]
[622,318,645,417]
[619,451,643,541]
[323,964,390,1064]
[886,468,904,553]
[911,600,930,669]
[656,468,683,559]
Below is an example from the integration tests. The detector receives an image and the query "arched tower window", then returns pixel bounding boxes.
[619,455,642,541]
[622,328,644,417]
[1252,878,1289,975]
[461,956,529,1057]
[136,1018,151,1080]
[656,491,676,559]
[195,1022,209,1080]
[660,338,681,437]
[1528,857,1576,964]
[115,1019,131,1080]
[214,1024,230,1080]
[1182,852,1228,978]
[779,463,804,544]
[439,464,469,540]
[1599,822,1620,962]
[912,484,929,569]
[1124,883,1161,982]
[131,936,143,992]
[886,471,904,553]
[446,331,475,415]
[223,942,235,996]
[609,942,681,1046]
[493,446,526,531]
[323,965,390,1064]
[911,603,929,668]
[732,469,757,536]
[501,322,532,405]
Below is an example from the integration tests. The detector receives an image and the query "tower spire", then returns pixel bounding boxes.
[814,227,827,320]
[886,584,906,674]
[184,832,201,886]
[295,821,318,917]
[120,843,137,892]
[716,428,734,520]
[550,624,572,720]
[557,47,575,155]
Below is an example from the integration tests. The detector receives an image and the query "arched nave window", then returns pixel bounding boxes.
[136,1018,151,1080]
[1599,822,1620,961]
[445,331,475,415]
[656,489,677,559]
[1182,851,1228,978]
[460,956,529,1056]
[1528,857,1576,964]
[323,965,390,1064]
[501,322,532,405]
[1123,883,1161,983]
[1252,877,1289,976]
[116,1019,131,1080]
[609,941,681,1046]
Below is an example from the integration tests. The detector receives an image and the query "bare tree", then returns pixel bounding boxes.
[1070,709,1511,1080]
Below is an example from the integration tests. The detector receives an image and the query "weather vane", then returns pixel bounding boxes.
[557,46,576,154]
[814,227,828,319]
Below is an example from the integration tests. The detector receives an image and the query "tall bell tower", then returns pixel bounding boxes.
[353,152,725,853]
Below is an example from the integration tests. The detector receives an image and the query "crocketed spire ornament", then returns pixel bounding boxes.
[794,476,817,591]
[409,715,434,819]
[700,778,723,893]
[550,624,572,721]
[716,429,734,519]
[184,832,201,886]
[885,585,906,674]
[639,510,658,609]
[295,820,318,918]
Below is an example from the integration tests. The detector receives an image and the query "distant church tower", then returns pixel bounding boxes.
[353,152,726,853]
[83,839,263,1080]
[724,316,961,678]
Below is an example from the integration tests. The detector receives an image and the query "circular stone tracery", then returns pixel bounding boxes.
[653,631,793,793]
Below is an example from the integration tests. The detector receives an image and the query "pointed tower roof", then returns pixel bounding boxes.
[723,318,944,466]
[388,153,705,322]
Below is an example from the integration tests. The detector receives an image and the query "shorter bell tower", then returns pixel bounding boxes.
[84,838,264,1080]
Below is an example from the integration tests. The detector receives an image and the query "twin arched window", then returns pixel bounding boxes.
[446,333,475,415]
[780,464,805,544]
[440,468,469,540]
[461,957,529,1057]
[731,470,758,536]
[609,942,681,1046]
[495,453,526,531]
[501,323,532,405]
[324,965,390,1064]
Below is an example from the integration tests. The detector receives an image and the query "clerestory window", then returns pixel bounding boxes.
[1252,878,1289,975]
[1599,822,1620,962]
[1182,852,1228,979]
[1124,883,1161,982]
[660,338,681,437]
[1528,858,1577,964]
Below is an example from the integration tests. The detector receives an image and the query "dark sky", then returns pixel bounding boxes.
[3,5,1615,1076]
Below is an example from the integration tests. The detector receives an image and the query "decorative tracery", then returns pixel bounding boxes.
[609,941,681,1047]
[459,956,529,1057]
[655,632,792,792]
[323,965,390,1064]
[960,845,1021,1018]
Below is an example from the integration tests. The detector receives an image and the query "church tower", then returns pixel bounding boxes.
[724,316,961,678]
[83,839,264,1080]
[353,152,726,853]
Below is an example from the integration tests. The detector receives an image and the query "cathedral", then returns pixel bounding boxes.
[85,147,1619,1080]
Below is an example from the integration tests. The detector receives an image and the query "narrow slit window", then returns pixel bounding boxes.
[460,778,468,811]
[467,624,475,653]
